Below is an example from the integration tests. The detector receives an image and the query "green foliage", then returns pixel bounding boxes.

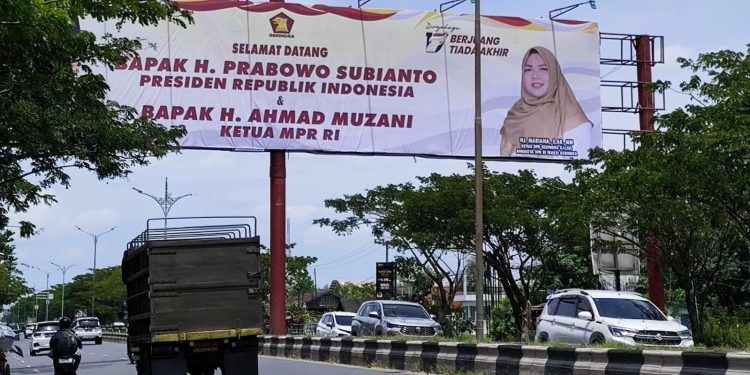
[488,299,517,342]
[439,310,475,338]
[286,302,313,325]
[258,244,317,303]
[316,166,595,338]
[0,0,191,237]
[0,231,29,305]
[570,44,750,340]
[331,281,374,299]
[699,306,750,350]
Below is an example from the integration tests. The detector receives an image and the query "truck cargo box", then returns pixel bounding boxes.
[122,218,263,342]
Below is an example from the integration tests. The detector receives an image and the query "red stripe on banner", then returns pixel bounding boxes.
[312,5,397,21]
[484,16,532,27]
[554,19,589,25]
[173,0,395,20]
[175,1,249,11]
[241,2,325,16]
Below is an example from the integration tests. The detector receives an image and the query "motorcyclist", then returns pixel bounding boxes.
[49,317,82,375]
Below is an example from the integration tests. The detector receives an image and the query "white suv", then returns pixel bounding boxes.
[72,317,103,345]
[535,289,693,347]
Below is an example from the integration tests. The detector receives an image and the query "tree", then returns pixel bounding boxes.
[258,244,317,303]
[393,256,433,303]
[570,45,750,340]
[315,167,595,335]
[286,256,317,303]
[0,0,191,237]
[315,174,472,321]
[0,230,29,305]
[331,281,375,300]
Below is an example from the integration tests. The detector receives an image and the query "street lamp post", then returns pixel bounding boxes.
[50,262,75,318]
[132,177,192,231]
[20,263,50,321]
[75,225,115,317]
[549,0,596,55]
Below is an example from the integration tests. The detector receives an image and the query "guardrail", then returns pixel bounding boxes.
[257,335,750,375]
[102,328,127,343]
[104,330,750,374]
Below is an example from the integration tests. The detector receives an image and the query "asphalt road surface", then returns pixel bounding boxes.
[7,338,421,375]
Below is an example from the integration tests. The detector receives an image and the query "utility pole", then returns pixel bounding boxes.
[50,262,75,318]
[132,177,192,231]
[75,226,116,316]
[20,263,50,321]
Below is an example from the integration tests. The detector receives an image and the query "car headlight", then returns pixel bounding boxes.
[386,323,401,329]
[608,326,639,337]
[678,330,692,339]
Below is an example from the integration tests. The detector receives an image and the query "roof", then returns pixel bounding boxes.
[549,289,647,300]
[340,298,368,313]
[325,311,356,316]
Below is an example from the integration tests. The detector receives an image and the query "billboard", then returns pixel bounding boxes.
[375,262,395,299]
[84,2,601,160]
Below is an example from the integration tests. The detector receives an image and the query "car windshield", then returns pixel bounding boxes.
[36,323,59,332]
[334,315,353,326]
[593,298,666,320]
[77,319,100,328]
[382,304,430,319]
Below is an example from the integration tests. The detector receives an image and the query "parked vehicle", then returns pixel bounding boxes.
[0,323,14,352]
[72,317,102,345]
[122,217,262,375]
[351,300,442,336]
[316,312,355,337]
[24,323,35,339]
[535,289,693,347]
[29,321,59,356]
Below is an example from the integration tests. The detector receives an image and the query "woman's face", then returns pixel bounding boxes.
[522,52,549,98]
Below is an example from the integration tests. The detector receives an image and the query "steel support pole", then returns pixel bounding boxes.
[270,151,287,335]
[473,0,485,342]
[635,35,665,310]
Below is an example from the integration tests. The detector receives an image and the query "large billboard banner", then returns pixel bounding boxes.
[84,2,601,160]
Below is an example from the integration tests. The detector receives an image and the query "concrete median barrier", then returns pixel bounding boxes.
[257,335,750,375]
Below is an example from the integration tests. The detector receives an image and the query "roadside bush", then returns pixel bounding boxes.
[440,310,475,338]
[699,306,750,350]
[489,299,517,342]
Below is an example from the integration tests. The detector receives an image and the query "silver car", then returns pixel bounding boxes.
[351,300,442,336]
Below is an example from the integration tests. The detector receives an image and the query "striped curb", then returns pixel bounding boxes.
[257,335,750,375]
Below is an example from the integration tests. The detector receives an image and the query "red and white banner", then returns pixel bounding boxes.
[84,2,601,160]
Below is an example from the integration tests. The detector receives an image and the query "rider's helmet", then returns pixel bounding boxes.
[59,316,72,329]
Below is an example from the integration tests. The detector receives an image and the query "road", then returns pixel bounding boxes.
[7,338,420,375]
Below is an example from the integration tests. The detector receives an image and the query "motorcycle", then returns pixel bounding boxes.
[48,350,80,375]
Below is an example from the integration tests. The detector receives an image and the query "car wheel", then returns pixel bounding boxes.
[4,363,10,375]
[95,337,103,345]
[538,332,549,343]
[374,327,383,336]
[351,326,358,337]
[29,350,35,357]
[589,332,605,345]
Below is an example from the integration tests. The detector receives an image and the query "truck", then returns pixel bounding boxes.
[122,217,263,375]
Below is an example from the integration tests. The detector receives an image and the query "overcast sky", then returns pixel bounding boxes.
[10,0,748,296]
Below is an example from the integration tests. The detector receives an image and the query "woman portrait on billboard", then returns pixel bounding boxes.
[500,46,591,157]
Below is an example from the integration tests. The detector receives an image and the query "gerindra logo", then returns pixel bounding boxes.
[269,13,295,38]
[425,32,447,53]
